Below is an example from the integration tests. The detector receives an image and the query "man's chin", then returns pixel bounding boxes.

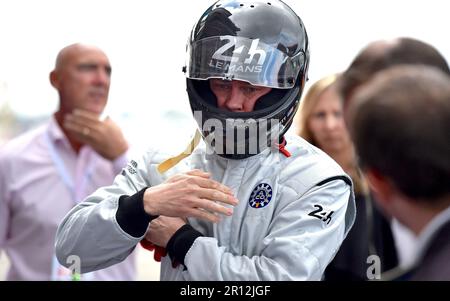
[83,104,105,116]
[86,96,107,111]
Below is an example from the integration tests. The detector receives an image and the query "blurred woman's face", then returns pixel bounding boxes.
[307,86,352,153]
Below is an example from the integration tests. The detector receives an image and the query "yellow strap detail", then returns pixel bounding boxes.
[157,130,202,174]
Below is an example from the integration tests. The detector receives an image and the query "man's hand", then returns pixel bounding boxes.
[63,109,129,160]
[144,169,238,223]
[145,216,186,248]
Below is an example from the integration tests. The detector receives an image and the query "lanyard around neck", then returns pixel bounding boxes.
[46,130,97,280]
[45,131,96,204]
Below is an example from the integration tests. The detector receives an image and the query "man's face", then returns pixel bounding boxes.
[209,79,271,112]
[53,47,111,115]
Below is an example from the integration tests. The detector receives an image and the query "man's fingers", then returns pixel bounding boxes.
[65,111,101,129]
[63,120,95,141]
[197,188,238,206]
[192,177,234,196]
[166,171,211,185]
[73,109,102,122]
[186,169,210,178]
[171,171,235,198]
[195,198,233,216]
[186,208,221,223]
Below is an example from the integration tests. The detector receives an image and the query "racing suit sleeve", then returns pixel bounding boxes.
[55,152,156,273]
[169,178,353,280]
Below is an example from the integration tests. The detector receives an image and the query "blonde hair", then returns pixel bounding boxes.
[296,74,339,146]
[296,74,369,196]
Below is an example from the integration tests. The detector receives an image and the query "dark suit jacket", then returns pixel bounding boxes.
[410,219,450,281]
[325,194,398,281]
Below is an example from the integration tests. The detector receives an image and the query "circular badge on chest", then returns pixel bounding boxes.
[248,183,273,208]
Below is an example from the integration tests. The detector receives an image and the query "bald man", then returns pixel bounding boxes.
[51,43,129,160]
[0,44,135,280]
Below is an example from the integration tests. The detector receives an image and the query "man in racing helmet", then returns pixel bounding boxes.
[56,0,356,281]
[186,0,309,158]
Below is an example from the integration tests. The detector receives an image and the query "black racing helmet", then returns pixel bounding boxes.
[185,0,309,159]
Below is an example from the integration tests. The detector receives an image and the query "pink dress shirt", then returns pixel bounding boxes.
[0,117,136,280]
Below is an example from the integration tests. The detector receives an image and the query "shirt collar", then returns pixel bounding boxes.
[414,204,450,264]
[47,115,91,154]
[47,115,67,143]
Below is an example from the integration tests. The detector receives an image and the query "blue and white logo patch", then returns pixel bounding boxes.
[248,183,273,208]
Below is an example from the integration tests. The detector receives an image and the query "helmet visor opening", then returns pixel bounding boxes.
[186,35,303,89]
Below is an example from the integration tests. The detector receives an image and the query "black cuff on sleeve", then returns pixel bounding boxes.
[166,224,203,266]
[116,188,158,238]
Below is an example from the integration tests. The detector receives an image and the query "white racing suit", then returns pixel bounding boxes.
[56,134,356,280]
